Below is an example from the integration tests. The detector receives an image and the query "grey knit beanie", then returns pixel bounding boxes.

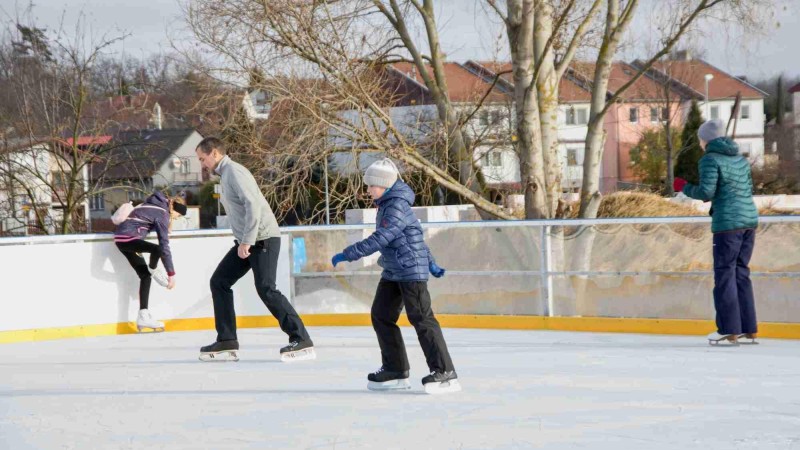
[698,119,725,143]
[363,158,399,188]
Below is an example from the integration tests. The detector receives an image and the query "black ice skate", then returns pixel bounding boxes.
[279,340,316,362]
[421,370,461,395]
[367,367,411,391]
[737,333,759,345]
[199,340,240,362]
[707,332,739,346]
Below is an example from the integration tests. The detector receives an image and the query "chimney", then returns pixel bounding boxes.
[672,50,691,61]
[793,89,800,126]
[153,102,162,130]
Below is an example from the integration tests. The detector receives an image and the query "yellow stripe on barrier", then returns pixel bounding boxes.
[3,314,800,343]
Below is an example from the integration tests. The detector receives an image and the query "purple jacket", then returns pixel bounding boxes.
[114,192,176,275]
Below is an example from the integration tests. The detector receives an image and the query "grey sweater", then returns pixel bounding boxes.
[215,156,280,244]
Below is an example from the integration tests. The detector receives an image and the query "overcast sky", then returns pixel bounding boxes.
[6,0,800,81]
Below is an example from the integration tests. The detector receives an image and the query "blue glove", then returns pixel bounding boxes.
[331,253,348,267]
[429,262,446,278]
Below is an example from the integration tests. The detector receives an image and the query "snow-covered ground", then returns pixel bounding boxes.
[2,327,799,449]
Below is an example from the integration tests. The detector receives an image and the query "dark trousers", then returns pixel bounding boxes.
[712,229,758,335]
[116,240,162,310]
[371,279,455,373]
[210,237,311,343]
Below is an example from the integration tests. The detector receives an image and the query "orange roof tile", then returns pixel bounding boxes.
[651,59,765,99]
[471,61,592,102]
[391,62,510,103]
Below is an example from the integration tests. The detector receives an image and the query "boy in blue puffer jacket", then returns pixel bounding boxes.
[331,158,460,394]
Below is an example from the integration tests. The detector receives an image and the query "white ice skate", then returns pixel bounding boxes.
[737,333,759,345]
[422,371,462,395]
[279,341,316,362]
[148,267,170,287]
[707,332,739,346]
[136,309,165,332]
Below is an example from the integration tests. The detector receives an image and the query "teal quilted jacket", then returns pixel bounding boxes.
[682,137,758,233]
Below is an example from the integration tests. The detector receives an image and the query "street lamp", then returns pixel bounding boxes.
[704,73,714,119]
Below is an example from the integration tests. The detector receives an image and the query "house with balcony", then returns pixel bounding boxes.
[88,128,204,226]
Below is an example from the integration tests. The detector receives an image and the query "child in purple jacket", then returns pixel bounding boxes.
[114,191,187,332]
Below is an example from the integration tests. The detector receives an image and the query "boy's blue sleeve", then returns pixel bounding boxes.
[343,203,405,261]
[426,244,436,266]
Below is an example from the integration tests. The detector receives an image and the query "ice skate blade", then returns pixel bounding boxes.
[367,379,411,391]
[423,379,462,395]
[280,347,316,362]
[137,326,164,333]
[737,334,759,345]
[198,351,239,362]
[708,338,739,346]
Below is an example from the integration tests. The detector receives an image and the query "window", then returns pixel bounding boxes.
[567,149,580,167]
[253,91,271,114]
[649,107,670,123]
[482,151,502,167]
[89,193,105,211]
[180,157,191,174]
[127,190,145,202]
[576,108,588,125]
[479,110,490,126]
[740,104,750,120]
[629,107,638,123]
[710,105,719,120]
[567,107,588,125]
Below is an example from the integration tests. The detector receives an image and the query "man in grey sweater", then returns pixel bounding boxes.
[195,137,314,362]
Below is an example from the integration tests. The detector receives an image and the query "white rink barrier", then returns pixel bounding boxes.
[0,230,290,334]
[4,216,800,342]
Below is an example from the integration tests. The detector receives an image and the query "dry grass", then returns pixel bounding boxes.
[562,191,703,219]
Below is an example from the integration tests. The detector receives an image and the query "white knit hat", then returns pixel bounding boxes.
[363,158,400,188]
[698,119,726,143]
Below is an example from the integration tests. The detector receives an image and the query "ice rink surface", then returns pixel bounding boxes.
[2,326,800,449]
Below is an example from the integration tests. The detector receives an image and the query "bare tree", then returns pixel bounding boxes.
[0,13,154,234]
[487,0,778,218]
[182,0,517,219]
[488,0,603,218]
[577,0,779,218]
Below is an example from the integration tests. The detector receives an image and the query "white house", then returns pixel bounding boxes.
[647,56,768,164]
[90,128,204,222]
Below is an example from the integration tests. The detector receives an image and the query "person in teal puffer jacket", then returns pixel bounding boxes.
[674,119,758,345]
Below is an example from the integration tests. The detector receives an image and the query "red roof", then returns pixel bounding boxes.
[790,82,800,94]
[65,136,112,146]
[471,61,592,102]
[390,62,510,103]
[651,59,765,99]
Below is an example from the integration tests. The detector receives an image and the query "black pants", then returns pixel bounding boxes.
[116,240,162,310]
[210,237,311,344]
[712,229,758,335]
[371,279,455,373]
